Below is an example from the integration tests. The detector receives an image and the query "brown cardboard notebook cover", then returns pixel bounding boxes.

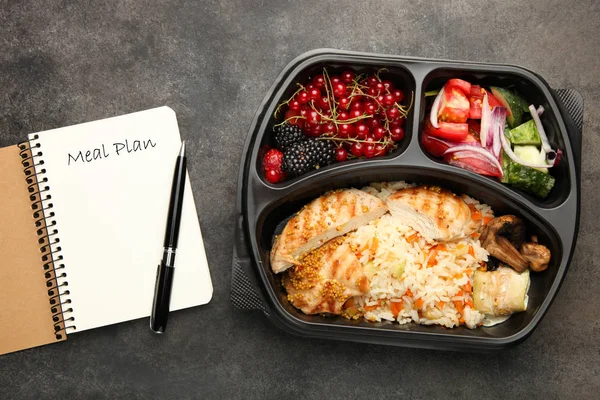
[0,144,65,355]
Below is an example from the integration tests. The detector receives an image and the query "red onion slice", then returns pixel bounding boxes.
[444,145,503,176]
[537,105,544,116]
[490,106,506,159]
[430,86,444,129]
[480,93,490,147]
[528,104,552,153]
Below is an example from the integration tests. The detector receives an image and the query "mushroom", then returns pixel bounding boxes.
[480,215,529,273]
[520,242,551,272]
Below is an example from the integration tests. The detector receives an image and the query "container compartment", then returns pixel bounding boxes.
[419,68,571,208]
[252,166,565,347]
[254,59,417,186]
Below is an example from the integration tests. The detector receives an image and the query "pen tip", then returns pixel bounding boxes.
[179,141,186,157]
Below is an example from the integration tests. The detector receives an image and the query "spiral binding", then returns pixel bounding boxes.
[18,135,76,340]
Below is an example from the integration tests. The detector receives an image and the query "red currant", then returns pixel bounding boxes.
[367,76,379,88]
[386,107,400,120]
[338,111,349,121]
[367,118,382,130]
[265,168,284,183]
[308,87,320,101]
[323,122,336,135]
[391,116,406,127]
[390,126,405,141]
[363,101,377,116]
[382,93,395,107]
[374,143,388,157]
[319,96,331,111]
[299,106,310,118]
[331,76,342,85]
[351,142,364,157]
[375,82,385,93]
[382,80,394,91]
[289,99,301,111]
[296,91,310,104]
[341,70,355,84]
[368,87,380,97]
[336,147,348,162]
[355,123,369,139]
[377,95,385,105]
[312,74,326,89]
[363,143,376,158]
[306,109,321,125]
[333,82,347,98]
[307,123,323,137]
[349,109,362,119]
[338,123,355,138]
[338,97,350,110]
[393,89,404,103]
[372,126,386,140]
[350,101,364,111]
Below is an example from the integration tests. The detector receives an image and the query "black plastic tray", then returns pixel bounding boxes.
[232,49,583,352]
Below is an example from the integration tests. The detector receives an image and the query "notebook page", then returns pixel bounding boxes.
[29,107,212,332]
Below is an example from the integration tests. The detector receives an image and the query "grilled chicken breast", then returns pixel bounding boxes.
[283,238,370,315]
[270,188,387,273]
[386,186,474,241]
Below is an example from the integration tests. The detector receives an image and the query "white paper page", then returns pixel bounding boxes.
[29,106,212,332]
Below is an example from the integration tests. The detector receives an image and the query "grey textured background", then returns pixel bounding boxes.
[1,1,599,399]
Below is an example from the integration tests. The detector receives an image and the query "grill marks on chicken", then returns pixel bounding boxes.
[283,237,370,315]
[386,186,476,242]
[270,189,387,273]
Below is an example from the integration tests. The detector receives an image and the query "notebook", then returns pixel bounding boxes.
[0,106,213,356]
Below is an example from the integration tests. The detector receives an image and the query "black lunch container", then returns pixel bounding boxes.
[231,49,583,352]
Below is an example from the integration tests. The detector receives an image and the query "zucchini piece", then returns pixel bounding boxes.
[513,145,548,173]
[491,87,526,128]
[506,161,555,198]
[473,268,530,316]
[509,120,541,145]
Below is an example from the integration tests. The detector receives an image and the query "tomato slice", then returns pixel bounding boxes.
[444,151,503,177]
[446,79,472,95]
[438,86,470,123]
[468,96,483,119]
[484,90,508,114]
[421,132,451,157]
[425,119,468,141]
[467,120,481,137]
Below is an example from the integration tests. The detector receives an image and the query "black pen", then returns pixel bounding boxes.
[150,141,186,334]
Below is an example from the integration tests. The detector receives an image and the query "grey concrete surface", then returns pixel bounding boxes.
[0,1,599,399]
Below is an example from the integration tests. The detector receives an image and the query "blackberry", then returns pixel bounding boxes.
[312,140,336,168]
[282,139,336,177]
[274,124,305,151]
[282,141,316,177]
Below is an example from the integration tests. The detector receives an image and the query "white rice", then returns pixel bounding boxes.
[343,182,494,329]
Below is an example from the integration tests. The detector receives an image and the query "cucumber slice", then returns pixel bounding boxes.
[491,87,526,128]
[505,161,555,198]
[509,120,541,145]
[513,145,548,173]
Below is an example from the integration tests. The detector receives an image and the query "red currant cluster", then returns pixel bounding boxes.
[275,68,413,160]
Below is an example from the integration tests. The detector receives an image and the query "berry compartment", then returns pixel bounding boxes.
[254,58,417,185]
[248,165,569,351]
[418,67,574,208]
